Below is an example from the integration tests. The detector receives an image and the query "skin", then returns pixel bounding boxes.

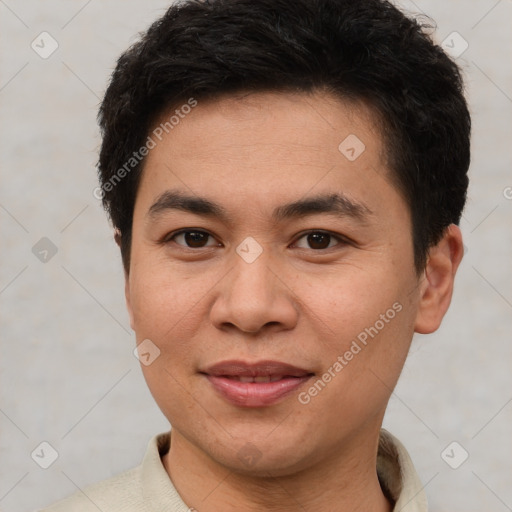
[122,89,464,511]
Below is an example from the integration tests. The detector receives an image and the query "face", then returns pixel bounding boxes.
[126,90,425,476]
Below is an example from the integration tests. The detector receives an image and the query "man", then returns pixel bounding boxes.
[42,0,470,510]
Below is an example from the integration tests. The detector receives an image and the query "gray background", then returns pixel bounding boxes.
[1,1,511,511]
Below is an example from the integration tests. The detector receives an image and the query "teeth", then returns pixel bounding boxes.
[254,376,271,383]
[225,375,286,382]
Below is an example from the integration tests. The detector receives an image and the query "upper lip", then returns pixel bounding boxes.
[202,359,313,378]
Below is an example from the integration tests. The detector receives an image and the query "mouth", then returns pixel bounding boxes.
[221,375,295,383]
[200,360,314,407]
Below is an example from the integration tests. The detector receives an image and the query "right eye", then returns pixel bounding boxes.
[166,229,221,249]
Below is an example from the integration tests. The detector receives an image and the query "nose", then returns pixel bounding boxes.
[209,251,299,335]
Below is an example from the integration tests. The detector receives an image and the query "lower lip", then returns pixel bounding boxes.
[205,375,313,407]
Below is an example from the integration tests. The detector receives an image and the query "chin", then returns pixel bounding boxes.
[204,433,316,477]
[222,450,310,478]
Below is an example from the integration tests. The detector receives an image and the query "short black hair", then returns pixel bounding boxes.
[98,0,470,273]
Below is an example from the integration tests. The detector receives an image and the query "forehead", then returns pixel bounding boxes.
[134,90,395,218]
[152,90,383,158]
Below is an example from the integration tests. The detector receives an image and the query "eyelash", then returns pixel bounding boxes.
[163,229,349,251]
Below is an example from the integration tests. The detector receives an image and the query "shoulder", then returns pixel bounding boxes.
[38,432,175,512]
[39,465,146,512]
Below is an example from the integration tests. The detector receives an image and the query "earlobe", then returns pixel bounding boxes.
[414,224,464,334]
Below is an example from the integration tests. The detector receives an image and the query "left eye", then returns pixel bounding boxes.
[293,231,343,250]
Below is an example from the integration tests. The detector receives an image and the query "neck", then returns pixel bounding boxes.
[163,426,393,512]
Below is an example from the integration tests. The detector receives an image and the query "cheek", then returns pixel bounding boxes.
[297,265,401,338]
[300,266,415,387]
[128,260,226,370]
[129,260,201,333]
[296,300,414,432]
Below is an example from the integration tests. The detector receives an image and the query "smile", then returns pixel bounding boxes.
[201,360,314,407]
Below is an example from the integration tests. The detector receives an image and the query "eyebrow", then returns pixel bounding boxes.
[147,189,373,224]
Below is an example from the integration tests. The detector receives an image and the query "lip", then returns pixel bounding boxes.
[201,359,314,407]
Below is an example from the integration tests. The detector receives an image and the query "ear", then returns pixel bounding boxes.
[414,224,464,334]
[114,229,135,331]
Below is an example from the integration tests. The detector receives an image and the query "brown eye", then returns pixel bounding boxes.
[170,230,218,248]
[294,231,342,250]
